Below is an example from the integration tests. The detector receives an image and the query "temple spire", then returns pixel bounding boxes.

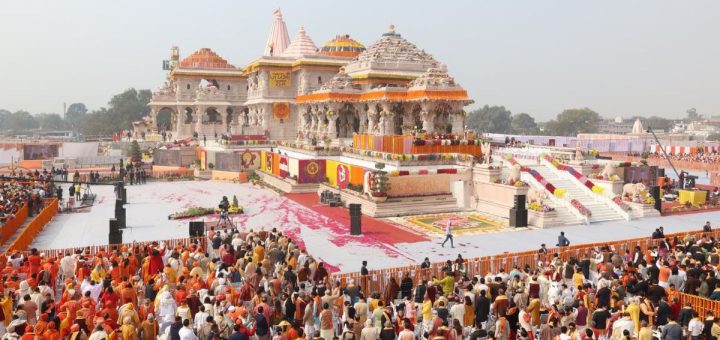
[264,8,291,56]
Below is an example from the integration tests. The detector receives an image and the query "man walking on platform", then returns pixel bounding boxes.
[441,220,454,248]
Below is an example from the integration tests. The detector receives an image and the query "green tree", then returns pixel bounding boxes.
[544,108,601,136]
[81,108,114,136]
[511,113,539,135]
[466,105,513,134]
[36,113,67,130]
[65,102,88,130]
[0,109,11,130]
[80,88,152,136]
[130,140,142,162]
[687,108,700,121]
[3,110,39,133]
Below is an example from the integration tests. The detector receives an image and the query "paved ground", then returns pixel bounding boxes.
[33,181,718,273]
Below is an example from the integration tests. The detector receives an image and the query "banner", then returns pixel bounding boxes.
[265,151,273,172]
[240,149,260,170]
[337,164,349,189]
[279,156,288,178]
[269,71,291,88]
[273,103,290,120]
[298,159,326,184]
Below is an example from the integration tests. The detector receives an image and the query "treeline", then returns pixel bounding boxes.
[466,105,677,136]
[0,88,151,136]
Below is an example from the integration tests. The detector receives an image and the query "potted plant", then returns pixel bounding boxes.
[370,162,391,202]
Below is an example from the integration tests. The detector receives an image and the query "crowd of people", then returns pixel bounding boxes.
[648,152,720,165]
[0,178,53,226]
[3,222,720,340]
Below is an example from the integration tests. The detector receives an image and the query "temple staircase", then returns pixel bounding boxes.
[532,165,627,223]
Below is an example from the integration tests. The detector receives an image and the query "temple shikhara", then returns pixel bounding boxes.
[147,10,473,142]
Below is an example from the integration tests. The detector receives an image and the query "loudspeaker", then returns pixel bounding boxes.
[109,218,119,233]
[649,185,661,212]
[115,200,126,229]
[122,188,127,204]
[513,195,526,209]
[657,168,665,178]
[509,208,528,228]
[349,204,361,215]
[350,213,362,235]
[109,230,123,245]
[189,221,205,237]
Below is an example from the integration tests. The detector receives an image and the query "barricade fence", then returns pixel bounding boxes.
[330,229,720,297]
[6,198,59,252]
[0,204,28,246]
[24,237,207,259]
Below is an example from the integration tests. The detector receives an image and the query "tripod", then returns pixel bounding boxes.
[216,210,235,229]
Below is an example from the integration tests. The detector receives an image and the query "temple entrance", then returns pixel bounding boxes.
[184,107,193,124]
[336,104,359,138]
[392,104,406,135]
[156,107,174,132]
[226,108,234,132]
[203,107,220,123]
[411,105,423,130]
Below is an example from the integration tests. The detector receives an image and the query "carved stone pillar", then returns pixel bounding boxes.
[452,110,465,134]
[380,102,394,136]
[366,104,378,135]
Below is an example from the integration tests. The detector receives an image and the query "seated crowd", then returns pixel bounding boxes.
[0,179,51,226]
[2,227,720,340]
[648,152,720,164]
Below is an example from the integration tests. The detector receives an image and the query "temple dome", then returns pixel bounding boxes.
[320,34,365,58]
[353,25,436,65]
[179,48,235,69]
[408,64,461,90]
[282,27,319,58]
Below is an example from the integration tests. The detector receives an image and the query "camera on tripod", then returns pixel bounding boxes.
[218,196,230,218]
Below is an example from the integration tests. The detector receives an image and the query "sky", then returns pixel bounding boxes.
[0,1,718,121]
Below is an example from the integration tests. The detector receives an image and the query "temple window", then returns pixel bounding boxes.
[227,85,231,91]
[186,84,190,90]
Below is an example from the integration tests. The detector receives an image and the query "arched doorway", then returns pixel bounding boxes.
[156,107,174,132]
[392,104,406,135]
[184,107,194,124]
[226,108,234,133]
[203,107,220,123]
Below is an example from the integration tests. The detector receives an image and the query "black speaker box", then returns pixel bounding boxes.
[349,203,362,215]
[514,195,526,209]
[189,221,205,237]
[509,208,528,228]
[109,230,123,245]
[657,168,665,178]
[350,213,362,235]
[649,185,661,212]
[109,218,119,233]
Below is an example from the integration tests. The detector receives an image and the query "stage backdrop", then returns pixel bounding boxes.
[23,144,59,160]
[154,149,182,166]
[215,152,242,172]
[624,166,658,187]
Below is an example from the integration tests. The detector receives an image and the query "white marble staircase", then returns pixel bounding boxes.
[519,171,584,226]
[532,166,627,223]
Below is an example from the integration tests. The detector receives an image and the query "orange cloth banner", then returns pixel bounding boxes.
[0,204,28,247]
[7,198,58,252]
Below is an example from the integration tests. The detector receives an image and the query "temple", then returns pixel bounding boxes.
[144,10,662,228]
[147,11,472,142]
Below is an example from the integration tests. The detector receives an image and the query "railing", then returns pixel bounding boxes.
[540,157,632,221]
[505,155,588,223]
[330,229,720,297]
[6,198,58,252]
[17,236,207,259]
[0,204,28,247]
[520,171,588,224]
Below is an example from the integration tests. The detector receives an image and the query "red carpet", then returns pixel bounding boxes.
[285,193,429,244]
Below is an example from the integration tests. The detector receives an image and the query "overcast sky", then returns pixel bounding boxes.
[1,1,718,121]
